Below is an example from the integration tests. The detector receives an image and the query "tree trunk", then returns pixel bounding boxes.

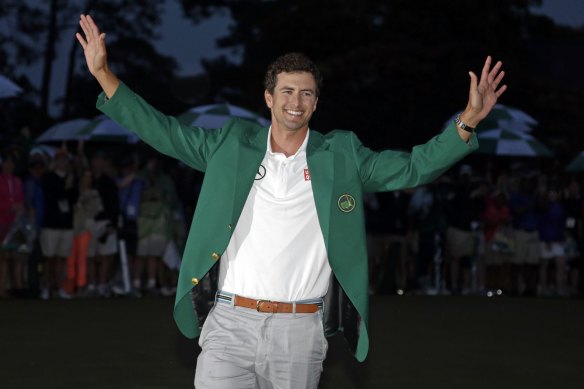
[40,0,58,125]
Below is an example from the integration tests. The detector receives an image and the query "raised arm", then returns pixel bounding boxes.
[75,14,119,98]
[456,56,507,142]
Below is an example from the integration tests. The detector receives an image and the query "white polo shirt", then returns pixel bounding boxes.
[218,129,331,301]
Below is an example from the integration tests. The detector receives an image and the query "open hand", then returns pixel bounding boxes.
[463,56,507,127]
[75,14,108,77]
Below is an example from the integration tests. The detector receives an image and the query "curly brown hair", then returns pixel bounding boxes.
[264,52,323,97]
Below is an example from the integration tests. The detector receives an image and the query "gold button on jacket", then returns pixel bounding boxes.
[191,278,199,286]
[211,252,220,260]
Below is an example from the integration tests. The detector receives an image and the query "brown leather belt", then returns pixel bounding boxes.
[233,294,320,314]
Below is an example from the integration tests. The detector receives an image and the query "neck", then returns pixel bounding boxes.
[270,125,308,157]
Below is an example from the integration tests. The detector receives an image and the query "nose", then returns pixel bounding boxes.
[290,91,302,107]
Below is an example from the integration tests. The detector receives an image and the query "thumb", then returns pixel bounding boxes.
[468,71,478,95]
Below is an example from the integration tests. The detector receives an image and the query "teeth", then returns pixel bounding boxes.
[286,110,302,116]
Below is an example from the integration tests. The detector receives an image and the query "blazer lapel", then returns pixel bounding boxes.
[307,131,334,251]
[231,123,268,222]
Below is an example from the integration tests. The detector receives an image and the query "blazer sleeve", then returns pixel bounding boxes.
[352,122,478,193]
[96,82,224,172]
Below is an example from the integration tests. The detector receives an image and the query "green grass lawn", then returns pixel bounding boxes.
[2,295,583,389]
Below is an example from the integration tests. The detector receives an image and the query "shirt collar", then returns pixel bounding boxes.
[266,126,310,160]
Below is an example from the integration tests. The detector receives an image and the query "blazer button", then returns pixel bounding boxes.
[191,277,199,286]
[211,252,220,260]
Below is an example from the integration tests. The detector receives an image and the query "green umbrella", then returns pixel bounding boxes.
[566,151,584,172]
[477,129,553,157]
[178,103,270,128]
[446,104,537,133]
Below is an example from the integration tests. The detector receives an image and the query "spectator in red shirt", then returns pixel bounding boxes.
[0,152,25,298]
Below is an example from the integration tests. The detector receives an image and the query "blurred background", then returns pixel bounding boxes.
[1,1,584,388]
[1,0,583,155]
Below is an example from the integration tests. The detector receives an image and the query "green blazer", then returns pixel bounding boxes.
[98,82,477,362]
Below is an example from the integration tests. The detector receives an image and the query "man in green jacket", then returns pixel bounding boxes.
[77,14,506,389]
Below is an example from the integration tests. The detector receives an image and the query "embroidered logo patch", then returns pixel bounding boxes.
[337,194,356,213]
[304,168,311,181]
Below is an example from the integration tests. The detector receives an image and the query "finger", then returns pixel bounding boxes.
[80,14,95,42]
[488,60,503,83]
[79,15,92,41]
[75,32,87,49]
[492,71,505,88]
[87,15,101,40]
[469,71,479,96]
[495,84,508,98]
[480,56,492,81]
[99,32,107,48]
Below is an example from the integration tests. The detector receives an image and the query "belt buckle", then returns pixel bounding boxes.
[256,299,271,312]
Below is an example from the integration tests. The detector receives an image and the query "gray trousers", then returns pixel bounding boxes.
[194,297,328,389]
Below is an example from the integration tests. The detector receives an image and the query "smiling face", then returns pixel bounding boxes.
[265,71,318,134]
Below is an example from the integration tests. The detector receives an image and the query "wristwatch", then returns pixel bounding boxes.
[454,114,475,133]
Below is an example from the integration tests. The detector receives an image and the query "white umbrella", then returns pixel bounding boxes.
[36,118,92,143]
[178,103,270,128]
[477,129,553,157]
[78,115,140,143]
[0,74,22,98]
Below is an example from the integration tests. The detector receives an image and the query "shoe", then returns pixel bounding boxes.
[160,286,176,297]
[57,288,72,300]
[130,287,142,298]
[97,284,111,298]
[40,288,50,300]
[111,284,127,296]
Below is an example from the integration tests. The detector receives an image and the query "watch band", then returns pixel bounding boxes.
[454,114,475,133]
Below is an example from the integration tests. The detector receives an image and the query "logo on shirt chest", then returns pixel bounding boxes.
[304,168,311,181]
[255,164,267,180]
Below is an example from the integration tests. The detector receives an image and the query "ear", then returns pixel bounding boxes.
[264,90,273,109]
[313,97,318,112]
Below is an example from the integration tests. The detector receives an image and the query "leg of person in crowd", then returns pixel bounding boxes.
[449,255,461,294]
[367,234,389,295]
[85,255,97,296]
[568,260,581,297]
[0,251,8,298]
[538,257,549,296]
[554,255,567,297]
[158,260,177,297]
[416,230,435,293]
[27,240,42,298]
[97,254,114,298]
[476,255,486,295]
[404,231,419,293]
[499,256,512,295]
[39,257,53,300]
[460,256,473,295]
[146,255,158,294]
[11,252,27,297]
[509,263,520,295]
[55,255,71,299]
[132,255,145,296]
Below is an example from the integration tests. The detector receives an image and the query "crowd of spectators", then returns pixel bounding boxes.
[1,139,582,300]
[366,162,583,298]
[0,140,203,300]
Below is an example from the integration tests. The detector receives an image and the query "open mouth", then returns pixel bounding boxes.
[285,109,302,117]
